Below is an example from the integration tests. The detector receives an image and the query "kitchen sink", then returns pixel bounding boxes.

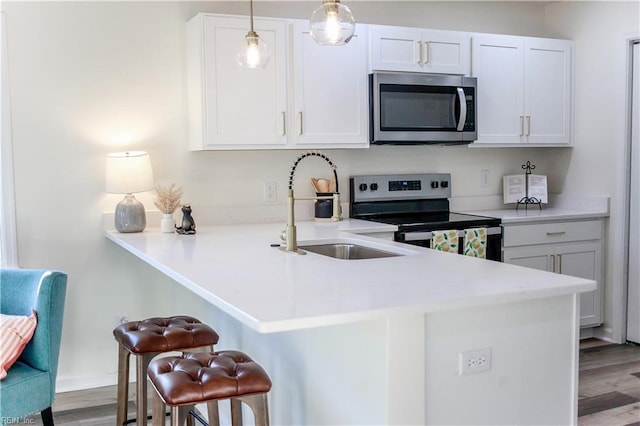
[299,243,403,260]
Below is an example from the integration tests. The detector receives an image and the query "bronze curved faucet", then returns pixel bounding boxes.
[282,151,343,253]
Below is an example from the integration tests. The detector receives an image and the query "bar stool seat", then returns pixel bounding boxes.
[148,351,272,426]
[114,316,220,426]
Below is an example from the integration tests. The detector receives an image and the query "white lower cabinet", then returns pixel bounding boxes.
[502,220,603,327]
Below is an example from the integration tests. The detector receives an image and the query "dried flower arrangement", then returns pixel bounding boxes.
[154,183,183,214]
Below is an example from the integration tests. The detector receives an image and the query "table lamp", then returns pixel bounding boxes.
[106,151,154,233]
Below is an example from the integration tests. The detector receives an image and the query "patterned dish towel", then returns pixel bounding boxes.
[463,228,487,258]
[430,230,459,254]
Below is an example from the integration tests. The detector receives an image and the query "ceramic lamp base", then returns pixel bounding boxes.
[114,194,146,233]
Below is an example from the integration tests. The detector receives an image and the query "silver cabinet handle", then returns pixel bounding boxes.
[526,116,531,136]
[558,254,562,274]
[281,112,286,136]
[298,111,303,135]
[424,41,429,64]
[520,116,524,136]
[417,41,423,65]
[546,231,566,236]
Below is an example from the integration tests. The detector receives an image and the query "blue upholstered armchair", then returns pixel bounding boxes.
[0,269,67,425]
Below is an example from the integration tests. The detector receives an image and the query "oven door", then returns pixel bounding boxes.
[396,226,502,261]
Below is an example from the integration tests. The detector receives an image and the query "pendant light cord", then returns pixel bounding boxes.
[249,0,255,33]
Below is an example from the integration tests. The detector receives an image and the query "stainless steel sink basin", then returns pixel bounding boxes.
[299,243,402,260]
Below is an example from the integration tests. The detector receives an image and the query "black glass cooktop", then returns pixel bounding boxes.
[367,212,500,232]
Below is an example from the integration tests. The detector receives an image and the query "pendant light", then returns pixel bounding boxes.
[236,0,270,69]
[310,0,356,46]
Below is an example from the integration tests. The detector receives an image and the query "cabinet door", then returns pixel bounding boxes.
[194,15,288,149]
[291,22,368,148]
[421,30,470,75]
[370,25,422,72]
[503,245,553,271]
[472,34,524,144]
[524,38,572,145]
[504,241,602,328]
[370,26,470,75]
[556,243,602,327]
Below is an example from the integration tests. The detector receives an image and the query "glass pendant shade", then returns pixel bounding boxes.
[236,31,270,69]
[310,0,356,46]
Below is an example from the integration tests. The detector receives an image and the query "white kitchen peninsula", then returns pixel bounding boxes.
[106,219,595,425]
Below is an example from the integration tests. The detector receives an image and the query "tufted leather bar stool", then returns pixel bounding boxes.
[148,351,272,426]
[113,316,220,426]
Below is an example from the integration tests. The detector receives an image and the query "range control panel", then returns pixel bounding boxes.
[350,174,452,202]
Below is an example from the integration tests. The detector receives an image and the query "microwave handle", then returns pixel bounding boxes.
[456,87,467,131]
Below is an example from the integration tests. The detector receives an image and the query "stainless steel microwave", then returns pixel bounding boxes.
[370,72,477,145]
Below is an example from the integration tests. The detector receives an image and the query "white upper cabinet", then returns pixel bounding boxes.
[187,14,369,150]
[187,14,288,150]
[472,34,573,146]
[370,25,471,75]
[187,14,573,150]
[291,22,369,148]
[524,38,573,144]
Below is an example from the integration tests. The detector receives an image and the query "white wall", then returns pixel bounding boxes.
[544,1,640,343]
[0,0,603,390]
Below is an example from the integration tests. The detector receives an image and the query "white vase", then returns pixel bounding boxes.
[160,214,175,233]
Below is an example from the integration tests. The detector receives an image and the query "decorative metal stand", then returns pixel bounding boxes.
[516,161,542,211]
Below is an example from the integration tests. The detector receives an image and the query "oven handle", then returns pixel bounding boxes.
[401,226,502,242]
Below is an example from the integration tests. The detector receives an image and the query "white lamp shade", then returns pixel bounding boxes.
[105,151,154,194]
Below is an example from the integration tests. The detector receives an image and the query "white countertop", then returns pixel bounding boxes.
[465,207,609,224]
[459,194,609,224]
[106,219,596,333]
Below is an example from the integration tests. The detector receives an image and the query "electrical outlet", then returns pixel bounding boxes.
[459,348,492,375]
[264,181,277,202]
[480,170,490,188]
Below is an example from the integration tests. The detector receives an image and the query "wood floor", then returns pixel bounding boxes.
[25,339,640,425]
[578,339,640,425]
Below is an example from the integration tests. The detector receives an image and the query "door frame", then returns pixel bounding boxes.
[0,12,19,267]
[621,34,640,342]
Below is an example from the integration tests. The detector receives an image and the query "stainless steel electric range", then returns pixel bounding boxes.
[349,173,503,261]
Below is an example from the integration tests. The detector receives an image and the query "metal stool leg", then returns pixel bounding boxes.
[236,394,270,426]
[170,405,190,426]
[136,353,155,426]
[152,390,166,426]
[116,344,131,426]
[207,401,220,426]
[230,399,243,426]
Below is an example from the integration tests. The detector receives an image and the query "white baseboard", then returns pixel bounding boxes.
[580,327,595,339]
[56,373,118,393]
[580,325,619,343]
[594,326,618,343]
